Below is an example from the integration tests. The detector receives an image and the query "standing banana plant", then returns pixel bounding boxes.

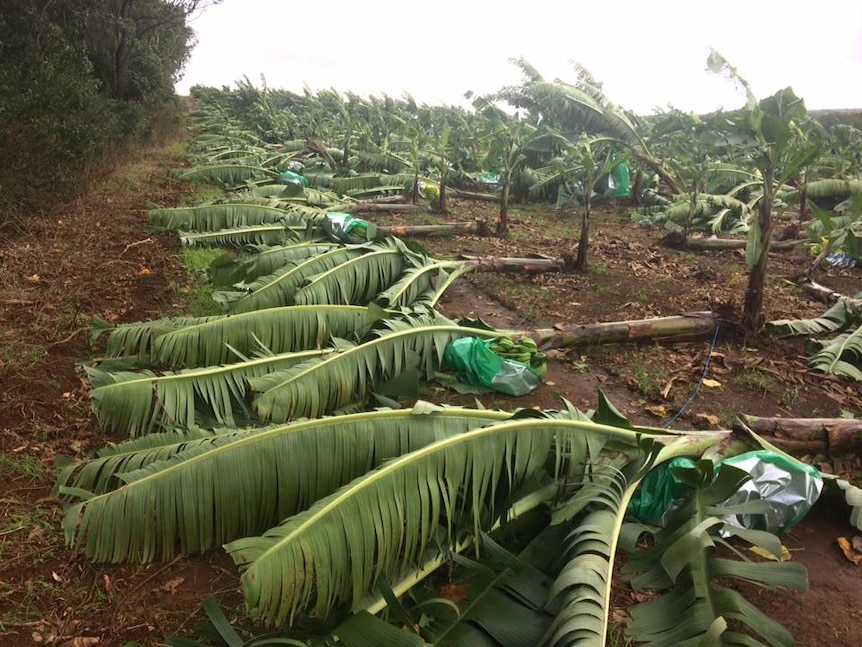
[707,50,820,333]
[531,135,628,270]
[472,95,551,237]
[501,58,680,195]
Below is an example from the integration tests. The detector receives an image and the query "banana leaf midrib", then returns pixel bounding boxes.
[152,204,294,218]
[250,322,503,398]
[243,417,645,566]
[92,349,326,391]
[243,241,339,262]
[234,246,363,300]
[69,408,513,505]
[180,224,310,239]
[296,247,403,290]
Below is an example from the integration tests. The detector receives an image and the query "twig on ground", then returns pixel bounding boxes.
[120,237,153,256]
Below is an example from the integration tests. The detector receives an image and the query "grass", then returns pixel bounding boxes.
[631,359,666,399]
[0,339,47,378]
[592,261,609,275]
[174,247,225,317]
[732,367,772,394]
[181,179,225,206]
[0,451,50,484]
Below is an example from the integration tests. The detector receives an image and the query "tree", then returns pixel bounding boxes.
[708,51,820,332]
[86,0,215,103]
[0,0,219,217]
[472,97,548,237]
[500,59,680,194]
[531,136,628,269]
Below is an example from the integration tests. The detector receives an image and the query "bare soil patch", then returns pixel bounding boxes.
[1,164,860,645]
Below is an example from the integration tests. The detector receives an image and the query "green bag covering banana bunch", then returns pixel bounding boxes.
[488,335,547,378]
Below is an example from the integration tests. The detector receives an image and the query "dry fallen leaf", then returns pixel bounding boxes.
[26,274,41,282]
[695,413,720,426]
[748,544,791,562]
[60,638,100,647]
[157,576,186,595]
[661,376,677,399]
[837,536,862,566]
[645,404,667,418]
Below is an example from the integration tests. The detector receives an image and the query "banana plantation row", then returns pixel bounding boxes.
[57,54,862,646]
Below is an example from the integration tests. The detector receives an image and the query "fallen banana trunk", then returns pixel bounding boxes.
[684,237,805,251]
[794,278,862,307]
[514,311,718,349]
[347,203,428,214]
[460,254,565,273]
[378,222,487,237]
[452,189,502,203]
[735,414,862,454]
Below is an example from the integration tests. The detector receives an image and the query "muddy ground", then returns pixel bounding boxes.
[1,145,860,646]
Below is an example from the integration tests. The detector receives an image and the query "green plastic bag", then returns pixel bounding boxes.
[629,451,823,533]
[323,212,376,243]
[443,337,540,397]
[278,170,308,187]
[605,159,630,199]
[628,457,696,522]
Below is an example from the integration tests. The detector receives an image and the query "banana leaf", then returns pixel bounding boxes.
[175,164,278,186]
[180,224,312,248]
[249,311,497,422]
[214,246,366,313]
[291,240,407,306]
[766,299,858,339]
[149,204,317,232]
[157,305,379,369]
[623,460,808,646]
[62,406,511,562]
[207,242,340,288]
[807,325,862,380]
[226,416,645,626]
[86,349,326,436]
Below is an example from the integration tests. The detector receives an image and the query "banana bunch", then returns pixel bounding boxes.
[489,336,548,379]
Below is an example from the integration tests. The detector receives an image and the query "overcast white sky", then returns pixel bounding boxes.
[178,0,862,115]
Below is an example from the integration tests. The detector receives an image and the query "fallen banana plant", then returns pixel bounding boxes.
[58,397,816,646]
[767,295,862,380]
[149,203,321,231]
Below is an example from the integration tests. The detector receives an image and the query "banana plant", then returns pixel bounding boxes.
[471,94,556,237]
[502,58,680,195]
[708,50,821,332]
[59,393,812,646]
[531,135,628,270]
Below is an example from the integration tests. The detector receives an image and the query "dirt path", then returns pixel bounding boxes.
[0,140,242,646]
